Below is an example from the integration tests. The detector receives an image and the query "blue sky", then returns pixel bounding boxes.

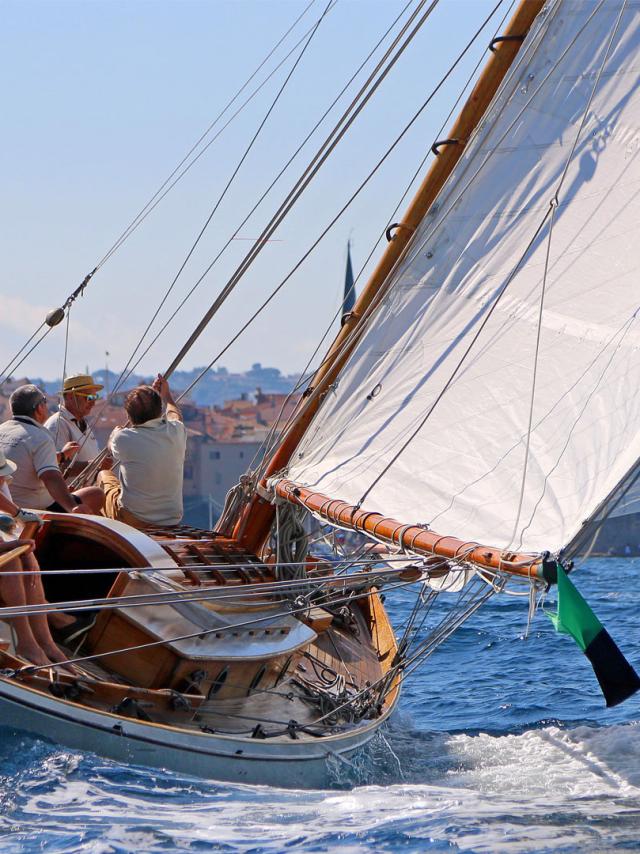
[1,0,509,382]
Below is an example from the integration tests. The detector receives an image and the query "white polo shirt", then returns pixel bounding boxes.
[45,405,100,462]
[109,415,187,525]
[0,417,59,509]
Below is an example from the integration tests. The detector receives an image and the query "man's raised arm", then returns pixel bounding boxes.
[152,374,182,423]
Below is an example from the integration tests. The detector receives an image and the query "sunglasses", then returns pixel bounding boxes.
[74,392,101,401]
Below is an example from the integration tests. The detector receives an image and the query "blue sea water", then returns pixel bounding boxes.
[2,557,640,852]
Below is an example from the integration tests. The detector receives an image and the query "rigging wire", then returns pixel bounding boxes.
[17,577,419,676]
[65,1,350,484]
[105,0,418,401]
[172,0,513,407]
[0,323,47,385]
[508,0,628,549]
[0,327,55,386]
[246,0,513,481]
[359,573,519,720]
[160,0,443,381]
[376,585,494,694]
[52,306,73,448]
[504,202,558,548]
[352,0,608,508]
[65,0,424,486]
[0,553,423,578]
[95,0,321,270]
[0,564,415,619]
[104,0,336,405]
[429,295,640,533]
[308,575,495,727]
[8,559,528,735]
[0,1,322,388]
[107,31,334,266]
[32,572,491,738]
[519,307,640,555]
[100,0,439,416]
[68,0,442,488]
[505,201,558,549]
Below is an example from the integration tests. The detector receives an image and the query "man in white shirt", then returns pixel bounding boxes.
[45,373,102,474]
[99,375,187,527]
[0,385,104,514]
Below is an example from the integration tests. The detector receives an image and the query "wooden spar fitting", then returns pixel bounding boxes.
[275,479,544,580]
[235,0,547,553]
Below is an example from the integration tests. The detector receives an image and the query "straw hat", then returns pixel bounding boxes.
[0,450,17,479]
[61,373,104,394]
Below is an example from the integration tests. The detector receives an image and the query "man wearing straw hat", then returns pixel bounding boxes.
[45,373,103,473]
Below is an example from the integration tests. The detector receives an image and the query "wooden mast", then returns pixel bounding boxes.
[234,0,547,553]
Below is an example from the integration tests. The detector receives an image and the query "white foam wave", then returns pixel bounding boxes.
[440,720,640,798]
[3,722,640,852]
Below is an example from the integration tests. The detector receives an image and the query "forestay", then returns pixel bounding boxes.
[285,0,640,556]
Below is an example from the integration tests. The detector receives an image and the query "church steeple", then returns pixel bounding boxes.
[342,240,355,323]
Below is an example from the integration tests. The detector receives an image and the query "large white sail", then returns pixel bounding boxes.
[285,0,640,556]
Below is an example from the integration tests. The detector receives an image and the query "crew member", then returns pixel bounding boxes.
[0,385,104,514]
[99,375,186,527]
[0,449,74,666]
[45,373,102,474]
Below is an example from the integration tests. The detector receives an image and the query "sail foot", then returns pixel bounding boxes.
[275,479,547,581]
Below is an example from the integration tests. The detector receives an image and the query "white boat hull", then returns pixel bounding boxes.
[0,676,395,788]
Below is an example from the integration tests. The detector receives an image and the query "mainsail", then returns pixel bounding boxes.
[283,0,640,557]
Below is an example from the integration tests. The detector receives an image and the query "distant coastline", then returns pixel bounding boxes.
[21,363,300,408]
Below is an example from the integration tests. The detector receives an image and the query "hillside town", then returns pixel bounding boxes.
[0,370,300,529]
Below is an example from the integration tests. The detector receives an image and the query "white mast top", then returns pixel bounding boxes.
[285,0,640,555]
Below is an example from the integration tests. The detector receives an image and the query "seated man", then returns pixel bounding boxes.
[0,450,73,666]
[0,385,104,514]
[45,373,102,475]
[99,375,186,528]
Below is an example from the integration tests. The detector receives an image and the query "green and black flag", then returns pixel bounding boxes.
[547,565,640,707]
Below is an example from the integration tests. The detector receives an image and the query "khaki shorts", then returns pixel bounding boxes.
[98,470,147,530]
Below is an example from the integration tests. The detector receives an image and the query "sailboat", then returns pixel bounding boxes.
[0,0,639,787]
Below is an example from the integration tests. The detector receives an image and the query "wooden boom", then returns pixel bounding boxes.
[235,0,547,553]
[275,479,545,580]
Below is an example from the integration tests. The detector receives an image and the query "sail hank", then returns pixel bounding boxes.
[286,0,640,557]
[275,479,545,580]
